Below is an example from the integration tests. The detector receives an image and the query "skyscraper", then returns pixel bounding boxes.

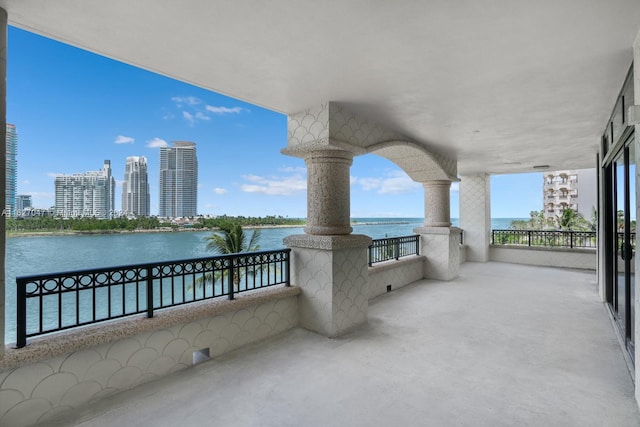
[159,141,198,218]
[16,194,32,212]
[54,160,116,219]
[122,156,150,217]
[6,124,17,217]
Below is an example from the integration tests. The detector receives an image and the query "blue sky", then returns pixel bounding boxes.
[9,27,543,219]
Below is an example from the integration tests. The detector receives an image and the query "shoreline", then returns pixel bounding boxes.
[5,221,419,238]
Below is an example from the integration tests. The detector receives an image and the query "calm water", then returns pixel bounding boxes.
[4,217,521,342]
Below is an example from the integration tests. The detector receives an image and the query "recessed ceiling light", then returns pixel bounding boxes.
[533,165,549,169]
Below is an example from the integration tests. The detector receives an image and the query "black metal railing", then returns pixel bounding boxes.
[368,235,419,266]
[491,230,599,248]
[15,249,291,348]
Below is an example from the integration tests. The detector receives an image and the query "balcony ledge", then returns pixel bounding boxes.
[1,285,300,370]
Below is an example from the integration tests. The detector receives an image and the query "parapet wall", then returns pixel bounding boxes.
[368,256,426,299]
[0,287,299,427]
[489,246,596,270]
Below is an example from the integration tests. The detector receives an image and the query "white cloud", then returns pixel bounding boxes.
[450,182,460,192]
[146,137,168,148]
[114,135,135,144]
[279,166,306,173]
[195,112,211,121]
[213,187,228,195]
[115,180,125,187]
[183,111,195,125]
[205,105,244,115]
[171,96,201,106]
[240,173,306,196]
[352,170,421,195]
[21,180,30,185]
[47,172,62,178]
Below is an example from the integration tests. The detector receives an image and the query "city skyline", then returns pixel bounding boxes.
[10,26,547,219]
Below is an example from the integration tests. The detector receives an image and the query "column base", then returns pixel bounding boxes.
[284,234,372,337]
[414,226,462,281]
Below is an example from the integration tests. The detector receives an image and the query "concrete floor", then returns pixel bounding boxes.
[52,262,640,427]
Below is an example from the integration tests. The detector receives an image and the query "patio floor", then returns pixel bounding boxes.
[51,262,640,427]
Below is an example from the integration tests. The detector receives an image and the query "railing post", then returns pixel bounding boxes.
[16,280,27,348]
[228,257,235,300]
[368,245,373,267]
[415,235,420,256]
[528,230,532,247]
[570,231,574,248]
[395,238,400,260]
[285,249,291,287]
[146,266,154,318]
[491,230,495,245]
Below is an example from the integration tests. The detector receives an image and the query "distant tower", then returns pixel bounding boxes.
[16,194,32,212]
[54,160,115,219]
[6,124,17,217]
[159,141,198,218]
[122,156,150,217]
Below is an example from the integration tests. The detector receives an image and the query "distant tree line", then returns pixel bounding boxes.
[5,215,305,234]
[197,215,305,228]
[509,209,597,232]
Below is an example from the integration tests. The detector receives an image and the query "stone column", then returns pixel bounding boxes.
[282,146,371,337]
[303,149,353,235]
[460,174,491,262]
[0,8,7,354]
[424,180,452,227]
[415,179,461,281]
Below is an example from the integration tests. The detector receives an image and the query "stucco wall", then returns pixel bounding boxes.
[368,256,426,299]
[0,288,299,427]
[489,246,596,270]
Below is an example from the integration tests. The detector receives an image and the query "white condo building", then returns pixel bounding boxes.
[122,156,150,217]
[159,141,198,218]
[543,169,597,220]
[54,160,116,219]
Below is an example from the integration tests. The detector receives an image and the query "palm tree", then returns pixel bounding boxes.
[196,222,261,292]
[204,222,261,255]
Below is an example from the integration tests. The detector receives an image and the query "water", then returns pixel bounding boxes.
[4,217,523,343]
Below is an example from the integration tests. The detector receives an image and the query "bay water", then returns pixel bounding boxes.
[4,217,521,343]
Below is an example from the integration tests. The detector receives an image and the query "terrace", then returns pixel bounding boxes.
[45,262,640,427]
[0,1,640,426]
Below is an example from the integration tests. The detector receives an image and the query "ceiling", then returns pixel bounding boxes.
[2,0,639,175]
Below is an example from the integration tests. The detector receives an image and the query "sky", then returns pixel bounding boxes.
[9,27,545,219]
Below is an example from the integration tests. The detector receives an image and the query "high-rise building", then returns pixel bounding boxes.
[16,194,32,212]
[159,141,198,218]
[6,123,17,217]
[543,169,597,220]
[54,160,116,219]
[122,156,150,217]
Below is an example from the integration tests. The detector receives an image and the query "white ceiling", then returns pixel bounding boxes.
[2,0,639,175]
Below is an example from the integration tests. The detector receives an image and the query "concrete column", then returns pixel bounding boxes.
[423,180,451,227]
[0,8,7,354]
[460,174,491,262]
[303,149,353,235]
[282,146,371,337]
[415,179,460,281]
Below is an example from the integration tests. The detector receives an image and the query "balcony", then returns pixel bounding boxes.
[32,262,639,427]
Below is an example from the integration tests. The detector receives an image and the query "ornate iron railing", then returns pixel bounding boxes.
[15,249,290,348]
[491,230,599,248]
[368,235,420,266]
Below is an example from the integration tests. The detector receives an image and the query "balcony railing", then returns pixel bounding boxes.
[491,229,598,248]
[368,235,419,266]
[15,249,291,348]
